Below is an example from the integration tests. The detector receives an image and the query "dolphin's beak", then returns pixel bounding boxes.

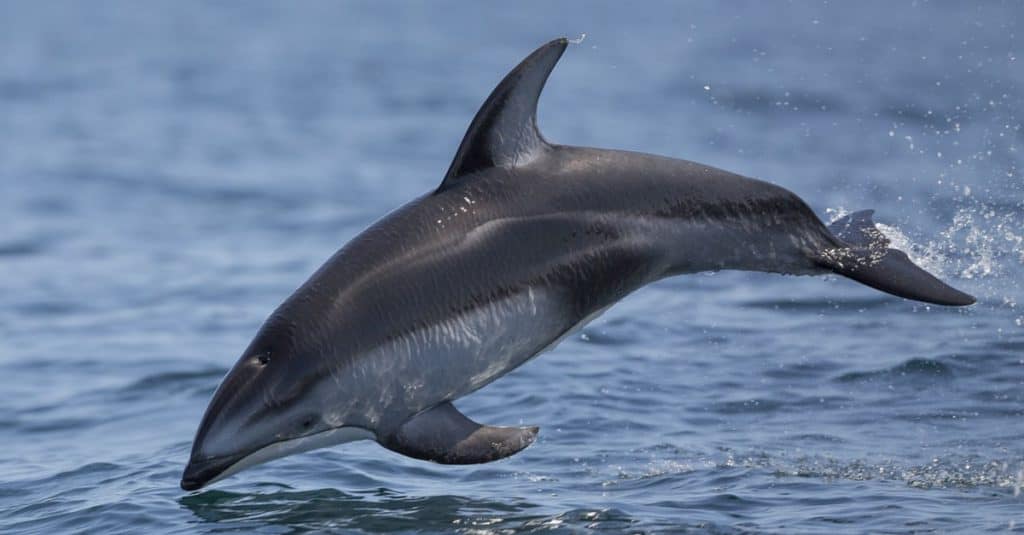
[180,452,245,491]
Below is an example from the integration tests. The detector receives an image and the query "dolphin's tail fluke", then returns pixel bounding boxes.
[819,210,975,306]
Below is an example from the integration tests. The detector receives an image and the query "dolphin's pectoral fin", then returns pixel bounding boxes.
[379,402,538,464]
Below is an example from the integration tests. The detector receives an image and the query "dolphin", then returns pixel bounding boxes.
[181,38,974,491]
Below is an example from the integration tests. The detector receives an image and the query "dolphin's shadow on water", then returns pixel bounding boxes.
[179,487,545,533]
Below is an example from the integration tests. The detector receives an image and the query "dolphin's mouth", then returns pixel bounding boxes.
[181,451,248,491]
[181,425,376,491]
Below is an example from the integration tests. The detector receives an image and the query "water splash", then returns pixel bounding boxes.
[827,204,1024,287]
[825,207,949,276]
[877,221,950,277]
[938,207,1024,280]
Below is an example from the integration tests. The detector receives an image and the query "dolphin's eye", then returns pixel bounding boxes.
[255,353,270,366]
[300,417,315,429]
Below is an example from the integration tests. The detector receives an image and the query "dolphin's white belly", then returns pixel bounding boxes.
[322,286,577,431]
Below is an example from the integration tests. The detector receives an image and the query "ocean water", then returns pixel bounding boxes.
[1,1,1022,533]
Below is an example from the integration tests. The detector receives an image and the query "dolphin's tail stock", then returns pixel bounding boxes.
[817,210,975,306]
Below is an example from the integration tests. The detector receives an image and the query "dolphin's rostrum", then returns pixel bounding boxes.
[181,38,974,491]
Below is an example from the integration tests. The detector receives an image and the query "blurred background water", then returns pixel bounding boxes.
[1,1,1022,533]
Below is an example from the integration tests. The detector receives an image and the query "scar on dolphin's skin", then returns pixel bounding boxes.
[181,38,974,491]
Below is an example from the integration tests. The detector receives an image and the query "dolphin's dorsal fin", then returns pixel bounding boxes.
[437,38,568,193]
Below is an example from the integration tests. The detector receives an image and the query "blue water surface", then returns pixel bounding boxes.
[1,1,1023,533]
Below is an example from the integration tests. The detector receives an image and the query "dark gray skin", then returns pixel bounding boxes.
[182,38,974,491]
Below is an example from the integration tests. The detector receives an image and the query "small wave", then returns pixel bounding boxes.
[519,508,638,532]
[68,167,300,209]
[878,97,977,131]
[14,300,86,317]
[108,368,227,404]
[788,433,846,443]
[740,296,891,312]
[835,357,953,383]
[0,240,47,257]
[181,488,537,532]
[121,368,227,393]
[710,398,783,415]
[991,339,1024,352]
[4,462,123,490]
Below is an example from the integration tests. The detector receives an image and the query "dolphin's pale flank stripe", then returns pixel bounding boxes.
[181,38,974,491]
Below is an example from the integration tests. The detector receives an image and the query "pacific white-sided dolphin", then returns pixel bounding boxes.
[181,38,974,491]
